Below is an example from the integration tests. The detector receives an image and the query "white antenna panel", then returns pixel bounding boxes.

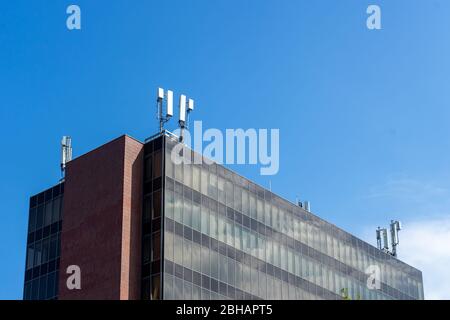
[188,98,194,111]
[179,94,186,122]
[167,90,173,117]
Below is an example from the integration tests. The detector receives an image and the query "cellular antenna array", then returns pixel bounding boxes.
[157,87,173,133]
[61,136,72,179]
[155,87,195,142]
[376,220,402,257]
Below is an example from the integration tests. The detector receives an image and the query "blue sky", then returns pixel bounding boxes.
[1,0,450,299]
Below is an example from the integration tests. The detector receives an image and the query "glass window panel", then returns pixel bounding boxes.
[234,186,242,212]
[164,274,173,299]
[281,245,287,270]
[193,166,201,192]
[152,190,161,219]
[257,198,264,223]
[225,180,233,207]
[151,274,161,300]
[143,236,151,263]
[208,173,217,199]
[288,249,294,274]
[52,197,61,223]
[174,277,183,300]
[201,170,208,195]
[226,221,234,247]
[241,190,249,215]
[153,150,162,179]
[165,231,173,262]
[166,152,174,178]
[219,254,228,283]
[145,156,153,181]
[183,240,192,269]
[210,251,219,279]
[249,194,256,219]
[209,209,218,239]
[174,193,182,224]
[151,231,161,261]
[174,235,183,265]
[192,243,201,273]
[183,163,192,188]
[165,190,174,219]
[272,205,279,231]
[201,207,209,235]
[218,216,226,243]
[183,199,192,228]
[264,203,271,227]
[26,246,34,270]
[234,225,242,251]
[192,203,201,231]
[218,177,226,204]
[201,246,210,276]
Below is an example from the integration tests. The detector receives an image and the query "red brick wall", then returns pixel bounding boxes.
[58,135,143,300]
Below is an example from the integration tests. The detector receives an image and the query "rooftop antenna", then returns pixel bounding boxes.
[178,93,194,142]
[157,87,173,133]
[376,227,389,252]
[303,201,311,212]
[390,220,402,257]
[61,136,72,179]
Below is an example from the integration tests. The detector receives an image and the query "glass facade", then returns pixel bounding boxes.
[142,133,424,300]
[23,183,64,300]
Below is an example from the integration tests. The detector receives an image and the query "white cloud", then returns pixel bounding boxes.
[361,176,450,299]
[399,216,450,300]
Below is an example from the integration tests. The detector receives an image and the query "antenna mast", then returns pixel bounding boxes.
[157,87,173,133]
[61,136,72,179]
[178,94,194,142]
[376,220,401,257]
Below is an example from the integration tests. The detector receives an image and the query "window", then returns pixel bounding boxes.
[208,173,217,199]
[192,243,201,273]
[164,231,173,262]
[201,246,210,276]
[145,156,153,181]
[182,164,191,189]
[257,199,264,223]
[271,205,279,231]
[264,203,271,227]
[166,152,174,178]
[242,190,249,215]
[216,216,223,243]
[209,209,218,239]
[153,150,162,179]
[234,186,242,211]
[249,195,256,219]
[210,251,219,279]
[201,207,209,235]
[219,254,228,283]
[218,177,226,204]
[201,170,208,195]
[165,190,174,219]
[183,199,192,228]
[193,166,201,192]
[52,197,61,223]
[151,231,161,261]
[192,203,201,231]
[174,235,183,265]
[225,181,233,207]
[152,190,161,219]
[174,194,182,224]
[150,274,160,299]
[183,240,192,269]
